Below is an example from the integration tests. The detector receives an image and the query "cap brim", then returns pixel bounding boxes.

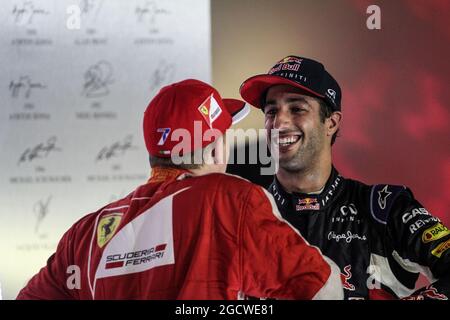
[223,98,251,125]
[240,74,325,109]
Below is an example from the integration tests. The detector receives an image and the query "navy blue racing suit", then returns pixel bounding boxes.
[269,167,450,300]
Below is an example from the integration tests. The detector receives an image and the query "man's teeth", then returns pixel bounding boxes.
[279,136,299,146]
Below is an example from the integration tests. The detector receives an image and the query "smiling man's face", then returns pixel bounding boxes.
[264,84,329,172]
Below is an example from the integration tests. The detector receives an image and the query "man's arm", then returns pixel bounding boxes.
[386,186,450,299]
[16,226,77,299]
[239,186,343,300]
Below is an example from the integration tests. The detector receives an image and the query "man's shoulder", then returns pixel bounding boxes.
[344,177,414,224]
[188,173,267,205]
[344,176,412,196]
[68,191,135,233]
[195,172,259,189]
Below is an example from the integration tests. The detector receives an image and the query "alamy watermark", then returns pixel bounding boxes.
[161,121,280,176]
[366,5,381,30]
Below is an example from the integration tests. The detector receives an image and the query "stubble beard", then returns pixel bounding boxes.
[279,129,325,173]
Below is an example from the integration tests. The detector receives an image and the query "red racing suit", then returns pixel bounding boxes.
[17,168,343,300]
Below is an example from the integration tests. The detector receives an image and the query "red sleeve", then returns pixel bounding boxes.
[239,186,343,299]
[16,226,76,300]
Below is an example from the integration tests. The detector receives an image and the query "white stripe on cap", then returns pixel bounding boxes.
[231,103,251,125]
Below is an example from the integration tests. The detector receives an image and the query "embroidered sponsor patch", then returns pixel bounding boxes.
[431,238,450,258]
[403,285,448,300]
[157,128,171,146]
[328,231,367,243]
[104,243,168,270]
[421,223,450,243]
[377,185,392,210]
[340,265,355,291]
[198,94,222,128]
[94,188,188,279]
[402,207,430,224]
[370,184,407,224]
[269,56,303,74]
[296,197,320,211]
[97,213,123,248]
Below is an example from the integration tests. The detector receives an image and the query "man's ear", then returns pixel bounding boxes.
[327,111,342,136]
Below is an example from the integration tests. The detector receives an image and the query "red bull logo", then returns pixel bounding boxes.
[269,57,302,74]
[281,63,300,72]
[278,56,303,64]
[340,265,355,291]
[422,286,448,300]
[268,64,282,74]
[404,285,448,300]
[299,198,317,205]
[296,197,320,211]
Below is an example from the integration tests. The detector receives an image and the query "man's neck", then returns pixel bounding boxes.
[276,163,332,194]
[189,164,225,176]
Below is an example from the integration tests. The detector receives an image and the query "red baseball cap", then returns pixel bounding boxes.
[143,79,250,157]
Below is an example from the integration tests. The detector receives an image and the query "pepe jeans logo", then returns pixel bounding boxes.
[328,230,367,243]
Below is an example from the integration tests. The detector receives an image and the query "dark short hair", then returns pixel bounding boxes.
[318,99,339,146]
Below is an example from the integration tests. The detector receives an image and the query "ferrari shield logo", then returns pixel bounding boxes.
[197,94,222,128]
[97,213,123,248]
[199,105,209,116]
